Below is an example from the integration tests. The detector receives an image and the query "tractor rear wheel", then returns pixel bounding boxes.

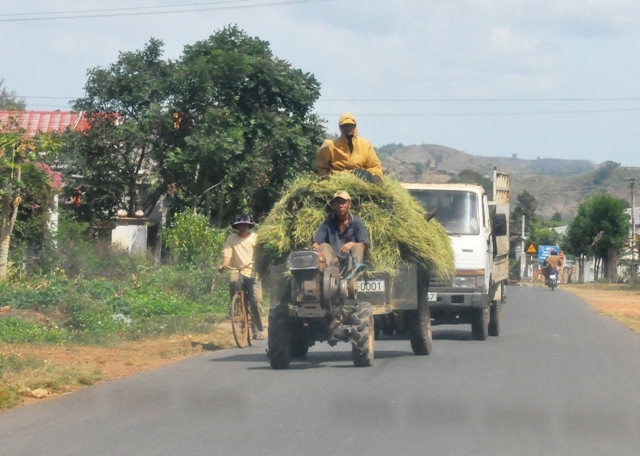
[409,301,432,355]
[351,302,374,367]
[268,304,292,369]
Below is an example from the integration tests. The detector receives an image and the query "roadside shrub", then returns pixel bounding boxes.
[0,318,67,344]
[164,211,227,266]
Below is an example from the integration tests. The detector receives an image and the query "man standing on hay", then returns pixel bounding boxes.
[316,113,383,184]
[312,191,370,272]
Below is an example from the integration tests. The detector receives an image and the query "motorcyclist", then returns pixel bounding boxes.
[543,248,561,285]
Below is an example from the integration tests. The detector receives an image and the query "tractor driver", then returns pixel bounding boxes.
[312,191,370,272]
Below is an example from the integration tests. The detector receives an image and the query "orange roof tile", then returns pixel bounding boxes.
[0,111,88,137]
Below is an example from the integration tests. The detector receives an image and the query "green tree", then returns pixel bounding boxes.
[377,143,403,157]
[0,80,26,111]
[449,169,493,196]
[66,39,178,223]
[551,211,562,223]
[510,190,538,235]
[0,124,62,279]
[169,25,324,225]
[66,26,324,228]
[565,193,629,280]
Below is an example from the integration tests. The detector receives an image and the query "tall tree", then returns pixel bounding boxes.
[565,193,629,280]
[510,190,538,235]
[449,169,493,196]
[169,25,324,225]
[66,39,179,222]
[0,79,26,111]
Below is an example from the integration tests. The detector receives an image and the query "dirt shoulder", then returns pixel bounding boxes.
[562,284,640,333]
[0,326,234,411]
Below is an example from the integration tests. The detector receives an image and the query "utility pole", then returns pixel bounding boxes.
[626,177,637,275]
[520,215,526,280]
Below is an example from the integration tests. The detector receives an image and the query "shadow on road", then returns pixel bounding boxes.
[433,329,473,341]
[210,349,412,370]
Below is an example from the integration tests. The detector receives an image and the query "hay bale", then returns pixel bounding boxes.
[257,173,455,278]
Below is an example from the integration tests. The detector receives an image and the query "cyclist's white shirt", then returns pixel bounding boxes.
[223,232,258,278]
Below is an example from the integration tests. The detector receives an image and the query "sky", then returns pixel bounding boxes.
[1,0,640,166]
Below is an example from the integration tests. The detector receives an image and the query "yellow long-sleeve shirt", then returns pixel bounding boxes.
[316,113,383,177]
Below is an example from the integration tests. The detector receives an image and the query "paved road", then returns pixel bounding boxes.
[2,287,640,456]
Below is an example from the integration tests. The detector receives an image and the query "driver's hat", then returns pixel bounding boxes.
[331,191,351,202]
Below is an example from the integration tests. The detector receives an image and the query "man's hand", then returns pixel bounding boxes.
[340,242,355,254]
[311,243,319,252]
[218,264,227,272]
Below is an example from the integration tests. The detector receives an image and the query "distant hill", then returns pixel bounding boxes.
[379,144,638,219]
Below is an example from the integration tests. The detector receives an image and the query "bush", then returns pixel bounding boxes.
[164,211,227,266]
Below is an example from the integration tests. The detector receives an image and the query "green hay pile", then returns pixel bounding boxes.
[257,173,454,278]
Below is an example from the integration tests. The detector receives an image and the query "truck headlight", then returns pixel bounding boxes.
[289,251,319,271]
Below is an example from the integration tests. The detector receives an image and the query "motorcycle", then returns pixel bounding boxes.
[547,268,559,291]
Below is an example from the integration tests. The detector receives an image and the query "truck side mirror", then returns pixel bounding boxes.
[492,213,507,237]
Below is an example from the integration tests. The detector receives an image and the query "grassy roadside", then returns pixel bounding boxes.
[562,283,640,333]
[0,328,235,410]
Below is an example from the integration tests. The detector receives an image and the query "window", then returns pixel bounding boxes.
[411,190,480,235]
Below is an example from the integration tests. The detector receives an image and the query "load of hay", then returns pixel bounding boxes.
[257,173,454,278]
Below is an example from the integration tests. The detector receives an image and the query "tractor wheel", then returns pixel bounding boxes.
[351,302,374,367]
[408,301,432,355]
[268,304,292,369]
[291,323,309,358]
[471,308,489,341]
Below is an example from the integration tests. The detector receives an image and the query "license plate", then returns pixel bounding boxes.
[550,274,556,279]
[427,292,438,302]
[356,280,385,293]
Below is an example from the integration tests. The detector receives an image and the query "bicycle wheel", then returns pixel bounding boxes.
[231,292,249,348]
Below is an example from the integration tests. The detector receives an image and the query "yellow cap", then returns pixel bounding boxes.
[332,190,351,201]
[339,117,356,126]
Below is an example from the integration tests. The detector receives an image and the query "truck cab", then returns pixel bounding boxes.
[402,170,509,340]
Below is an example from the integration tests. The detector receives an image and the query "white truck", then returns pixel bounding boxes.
[401,168,510,340]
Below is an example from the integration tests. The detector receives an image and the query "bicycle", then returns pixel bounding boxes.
[223,264,254,348]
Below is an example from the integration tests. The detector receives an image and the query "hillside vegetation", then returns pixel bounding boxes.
[381,144,638,218]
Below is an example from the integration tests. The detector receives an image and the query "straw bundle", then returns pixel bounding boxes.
[257,173,454,278]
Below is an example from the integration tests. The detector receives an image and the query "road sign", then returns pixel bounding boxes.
[526,243,537,254]
[538,245,559,263]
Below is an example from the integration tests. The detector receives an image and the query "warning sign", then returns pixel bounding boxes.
[526,243,537,254]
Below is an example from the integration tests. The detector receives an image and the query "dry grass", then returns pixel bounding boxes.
[0,325,234,411]
[257,173,455,277]
[563,283,640,333]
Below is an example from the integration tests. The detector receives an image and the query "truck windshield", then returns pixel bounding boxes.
[411,190,480,235]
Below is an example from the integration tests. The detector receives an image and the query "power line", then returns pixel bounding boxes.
[318,108,640,117]
[22,96,77,100]
[319,97,640,102]
[0,0,252,17]
[0,0,331,22]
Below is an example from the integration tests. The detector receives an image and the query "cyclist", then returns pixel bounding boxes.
[218,214,264,340]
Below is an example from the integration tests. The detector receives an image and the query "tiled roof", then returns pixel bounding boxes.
[0,111,88,137]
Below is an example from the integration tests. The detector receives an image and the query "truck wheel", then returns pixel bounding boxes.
[471,308,489,341]
[351,302,374,367]
[488,301,501,337]
[291,323,309,358]
[489,283,505,337]
[268,304,292,369]
[408,301,432,355]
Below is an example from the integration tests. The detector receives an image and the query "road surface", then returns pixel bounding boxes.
[2,286,640,455]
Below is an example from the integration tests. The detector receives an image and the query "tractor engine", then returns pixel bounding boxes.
[289,251,358,318]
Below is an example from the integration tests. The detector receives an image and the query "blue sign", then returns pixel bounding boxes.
[538,245,559,263]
